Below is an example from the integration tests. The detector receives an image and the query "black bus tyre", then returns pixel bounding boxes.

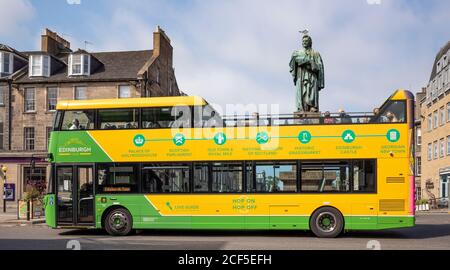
[310,207,344,238]
[104,208,133,236]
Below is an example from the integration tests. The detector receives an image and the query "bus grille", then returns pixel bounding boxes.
[379,200,405,211]
[386,177,405,184]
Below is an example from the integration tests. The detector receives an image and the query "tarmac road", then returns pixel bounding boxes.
[0,213,448,250]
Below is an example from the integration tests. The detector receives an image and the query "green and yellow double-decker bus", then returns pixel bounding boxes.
[43,89,415,238]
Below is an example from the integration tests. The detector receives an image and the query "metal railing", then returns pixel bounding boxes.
[218,112,398,127]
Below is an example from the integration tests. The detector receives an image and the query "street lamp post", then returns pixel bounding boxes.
[2,166,7,213]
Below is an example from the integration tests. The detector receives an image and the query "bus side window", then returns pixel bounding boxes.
[61,110,95,130]
[194,105,223,128]
[52,111,63,131]
[352,160,376,192]
[98,109,138,130]
[193,163,209,192]
[142,164,190,193]
[96,164,138,193]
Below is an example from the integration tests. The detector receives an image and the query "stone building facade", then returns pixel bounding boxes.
[414,88,425,200]
[0,27,182,205]
[419,41,450,207]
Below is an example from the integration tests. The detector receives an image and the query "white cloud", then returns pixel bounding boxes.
[7,0,448,115]
[167,0,449,113]
[0,0,35,44]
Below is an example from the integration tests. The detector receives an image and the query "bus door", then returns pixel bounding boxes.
[56,165,94,226]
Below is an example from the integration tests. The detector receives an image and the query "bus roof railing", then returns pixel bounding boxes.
[207,111,405,127]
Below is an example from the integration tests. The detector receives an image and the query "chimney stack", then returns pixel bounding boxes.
[153,26,173,67]
[41,28,71,55]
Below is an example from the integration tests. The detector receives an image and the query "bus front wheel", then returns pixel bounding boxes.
[310,207,344,238]
[104,207,133,236]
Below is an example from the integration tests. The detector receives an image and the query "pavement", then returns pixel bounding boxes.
[0,211,449,250]
[0,205,45,225]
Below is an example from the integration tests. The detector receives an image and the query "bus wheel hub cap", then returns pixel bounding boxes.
[110,213,127,230]
[316,212,337,232]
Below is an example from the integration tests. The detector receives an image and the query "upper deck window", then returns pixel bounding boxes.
[194,105,223,128]
[98,109,138,129]
[372,100,406,123]
[61,110,95,130]
[142,106,190,129]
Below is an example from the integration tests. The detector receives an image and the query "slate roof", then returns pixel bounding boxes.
[15,50,153,83]
[0,44,28,60]
[429,40,450,81]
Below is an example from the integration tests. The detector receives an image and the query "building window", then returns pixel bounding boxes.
[156,67,160,84]
[68,54,90,76]
[447,103,450,123]
[440,107,445,126]
[46,127,52,150]
[23,167,47,194]
[47,87,57,111]
[433,141,438,160]
[444,69,449,86]
[416,157,421,176]
[447,136,450,156]
[24,127,35,150]
[24,88,35,112]
[415,186,422,201]
[428,143,432,161]
[118,85,131,98]
[427,114,432,131]
[0,85,5,105]
[416,128,421,146]
[0,122,3,150]
[29,55,50,77]
[74,86,87,100]
[440,139,445,158]
[0,52,13,74]
[433,110,438,129]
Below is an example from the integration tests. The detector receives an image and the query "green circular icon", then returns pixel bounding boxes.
[342,130,356,143]
[173,134,186,146]
[133,134,145,147]
[298,131,312,144]
[256,132,270,144]
[214,132,227,145]
[386,129,400,142]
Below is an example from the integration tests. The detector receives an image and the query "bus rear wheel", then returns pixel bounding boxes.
[310,207,344,238]
[104,208,133,236]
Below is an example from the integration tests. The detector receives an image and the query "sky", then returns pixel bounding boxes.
[1,0,449,114]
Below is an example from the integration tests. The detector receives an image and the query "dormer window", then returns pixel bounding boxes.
[29,55,50,77]
[0,52,13,75]
[68,54,90,76]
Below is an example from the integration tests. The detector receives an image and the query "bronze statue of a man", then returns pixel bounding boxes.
[289,34,325,112]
